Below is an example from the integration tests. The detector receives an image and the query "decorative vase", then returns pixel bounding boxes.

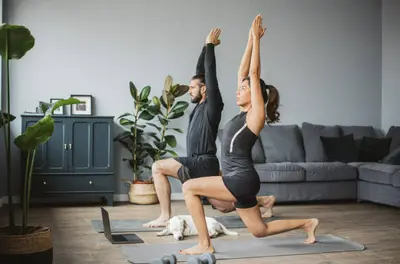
[0,226,53,264]
[128,181,159,205]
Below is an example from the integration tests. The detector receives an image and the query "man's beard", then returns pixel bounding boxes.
[191,94,202,104]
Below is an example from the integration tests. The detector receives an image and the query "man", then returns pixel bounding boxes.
[143,28,274,228]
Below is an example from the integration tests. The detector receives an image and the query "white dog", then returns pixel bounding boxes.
[156,215,239,241]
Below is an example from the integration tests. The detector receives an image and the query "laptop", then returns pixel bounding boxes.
[101,207,144,244]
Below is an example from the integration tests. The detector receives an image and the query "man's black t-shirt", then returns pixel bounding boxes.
[186,43,224,157]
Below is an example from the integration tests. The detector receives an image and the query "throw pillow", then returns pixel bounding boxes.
[320,134,358,163]
[381,146,400,165]
[358,136,392,162]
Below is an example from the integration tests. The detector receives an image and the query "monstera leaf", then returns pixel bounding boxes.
[0,24,35,60]
[14,115,54,151]
[51,97,82,115]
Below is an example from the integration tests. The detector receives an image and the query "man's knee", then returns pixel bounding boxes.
[152,158,181,177]
[208,198,236,213]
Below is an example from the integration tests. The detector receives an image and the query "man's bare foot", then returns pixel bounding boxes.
[258,196,275,218]
[179,243,215,255]
[303,218,319,244]
[142,216,169,228]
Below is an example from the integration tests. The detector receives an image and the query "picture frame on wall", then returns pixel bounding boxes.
[70,94,93,115]
[50,98,64,115]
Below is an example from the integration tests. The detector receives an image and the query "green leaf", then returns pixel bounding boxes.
[114,131,132,142]
[158,116,168,126]
[164,149,178,157]
[119,118,134,127]
[154,141,167,150]
[152,96,161,109]
[146,122,161,132]
[165,135,177,147]
[139,110,154,121]
[168,111,184,119]
[164,75,173,92]
[129,81,137,100]
[172,85,190,98]
[117,112,133,119]
[14,115,54,151]
[159,95,167,109]
[167,128,184,133]
[170,101,189,114]
[51,97,82,115]
[0,24,35,60]
[0,111,16,127]
[139,85,151,102]
[162,90,175,107]
[146,105,159,116]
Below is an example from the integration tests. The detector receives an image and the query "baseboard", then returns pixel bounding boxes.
[1,193,185,204]
[113,193,184,202]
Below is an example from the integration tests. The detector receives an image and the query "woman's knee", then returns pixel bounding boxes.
[248,225,266,238]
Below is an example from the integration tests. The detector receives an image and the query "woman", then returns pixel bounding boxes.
[180,14,319,256]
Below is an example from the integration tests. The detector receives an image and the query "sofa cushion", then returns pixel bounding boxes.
[301,122,341,162]
[358,163,400,185]
[259,125,305,163]
[347,162,375,167]
[254,163,305,182]
[358,137,392,162]
[392,171,400,187]
[320,134,358,163]
[382,146,400,165]
[297,162,357,181]
[218,129,266,164]
[339,125,376,139]
[386,126,400,153]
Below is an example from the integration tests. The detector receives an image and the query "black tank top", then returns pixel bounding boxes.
[220,111,258,175]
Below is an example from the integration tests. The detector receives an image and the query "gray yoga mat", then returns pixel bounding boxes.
[120,234,366,263]
[91,215,280,233]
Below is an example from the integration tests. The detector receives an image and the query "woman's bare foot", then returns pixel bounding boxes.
[179,243,215,255]
[258,196,275,218]
[303,218,319,244]
[142,216,170,228]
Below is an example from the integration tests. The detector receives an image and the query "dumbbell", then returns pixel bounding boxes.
[150,253,177,264]
[186,252,216,264]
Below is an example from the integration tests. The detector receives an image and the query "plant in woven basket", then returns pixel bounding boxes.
[114,81,156,184]
[146,75,189,163]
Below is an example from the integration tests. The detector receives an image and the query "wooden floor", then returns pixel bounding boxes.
[1,200,400,264]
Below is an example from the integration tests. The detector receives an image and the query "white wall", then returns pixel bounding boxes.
[2,0,383,196]
[381,0,400,132]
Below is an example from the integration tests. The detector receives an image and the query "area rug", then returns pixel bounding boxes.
[91,215,280,233]
[120,234,366,263]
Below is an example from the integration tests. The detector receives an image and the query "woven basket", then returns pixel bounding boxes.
[128,182,159,205]
[0,226,53,263]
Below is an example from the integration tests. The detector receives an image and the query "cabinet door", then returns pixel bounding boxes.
[23,117,69,174]
[68,118,113,174]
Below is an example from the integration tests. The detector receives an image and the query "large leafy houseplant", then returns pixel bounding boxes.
[114,82,156,184]
[0,23,34,232]
[146,75,189,161]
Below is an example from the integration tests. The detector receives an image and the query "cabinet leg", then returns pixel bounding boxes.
[105,194,114,206]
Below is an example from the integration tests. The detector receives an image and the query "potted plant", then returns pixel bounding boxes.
[114,81,159,204]
[0,98,81,263]
[146,75,189,160]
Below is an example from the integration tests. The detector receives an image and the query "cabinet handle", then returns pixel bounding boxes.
[64,144,67,150]
[43,181,47,185]
[69,143,72,150]
[89,181,93,185]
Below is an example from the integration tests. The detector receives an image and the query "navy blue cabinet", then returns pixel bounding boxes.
[21,115,115,206]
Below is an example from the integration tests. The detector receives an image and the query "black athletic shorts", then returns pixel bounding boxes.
[173,154,220,183]
[222,168,261,209]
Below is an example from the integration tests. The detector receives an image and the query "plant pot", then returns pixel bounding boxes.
[128,181,159,205]
[0,226,53,264]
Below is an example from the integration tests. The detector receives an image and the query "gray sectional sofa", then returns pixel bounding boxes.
[216,123,400,208]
